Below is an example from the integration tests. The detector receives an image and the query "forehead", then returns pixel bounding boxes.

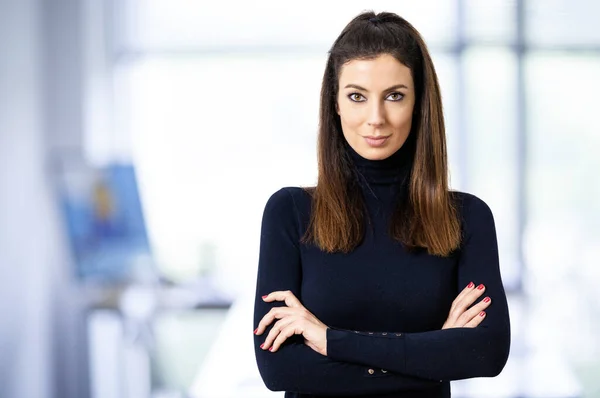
[339,54,413,87]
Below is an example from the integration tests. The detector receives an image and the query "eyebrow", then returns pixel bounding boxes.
[343,84,408,92]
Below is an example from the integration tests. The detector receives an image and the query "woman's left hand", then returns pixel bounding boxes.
[255,290,328,356]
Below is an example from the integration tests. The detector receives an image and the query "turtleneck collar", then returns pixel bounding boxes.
[343,135,414,186]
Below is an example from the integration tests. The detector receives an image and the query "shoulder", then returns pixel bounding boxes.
[451,191,494,217]
[261,187,313,239]
[451,192,500,254]
[264,186,312,208]
[263,186,313,220]
[450,190,496,233]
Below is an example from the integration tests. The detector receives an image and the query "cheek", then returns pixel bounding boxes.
[339,103,365,127]
[342,114,363,129]
[392,106,414,131]
[400,114,413,130]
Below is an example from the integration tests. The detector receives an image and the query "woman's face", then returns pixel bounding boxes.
[336,53,416,160]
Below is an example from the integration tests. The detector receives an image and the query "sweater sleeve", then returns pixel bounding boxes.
[253,188,442,395]
[326,194,511,381]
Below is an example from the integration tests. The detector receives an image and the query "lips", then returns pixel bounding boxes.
[364,135,390,147]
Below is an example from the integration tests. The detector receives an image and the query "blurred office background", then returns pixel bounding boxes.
[1,0,599,397]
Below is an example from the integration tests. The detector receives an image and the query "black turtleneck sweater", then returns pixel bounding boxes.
[253,139,511,398]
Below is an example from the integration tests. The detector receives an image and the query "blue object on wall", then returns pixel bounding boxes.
[58,163,153,283]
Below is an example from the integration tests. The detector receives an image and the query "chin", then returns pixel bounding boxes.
[361,146,394,161]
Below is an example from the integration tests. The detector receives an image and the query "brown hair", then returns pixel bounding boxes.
[300,10,460,256]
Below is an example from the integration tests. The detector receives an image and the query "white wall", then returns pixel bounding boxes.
[0,1,87,398]
[0,1,54,397]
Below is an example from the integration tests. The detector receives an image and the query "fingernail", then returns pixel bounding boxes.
[254,328,258,334]
[483,297,491,303]
[477,284,485,290]
[262,295,268,299]
[467,282,474,288]
[260,343,265,349]
[479,311,486,317]
[269,347,274,352]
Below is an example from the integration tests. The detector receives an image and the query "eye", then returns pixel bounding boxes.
[348,92,365,102]
[347,92,405,102]
[387,92,405,101]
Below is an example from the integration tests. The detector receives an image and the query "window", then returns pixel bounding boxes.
[524,54,600,360]
[109,1,470,294]
[117,54,325,288]
[82,0,600,396]
[463,47,520,288]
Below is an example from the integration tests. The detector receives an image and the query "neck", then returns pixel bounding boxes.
[343,136,414,186]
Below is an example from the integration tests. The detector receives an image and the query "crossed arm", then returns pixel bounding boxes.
[253,189,511,394]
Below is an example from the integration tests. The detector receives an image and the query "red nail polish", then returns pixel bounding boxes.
[477,284,484,290]
[262,295,268,299]
[260,343,264,349]
[483,297,491,303]
[269,347,274,352]
[254,328,258,334]
[467,282,474,288]
[479,311,486,317]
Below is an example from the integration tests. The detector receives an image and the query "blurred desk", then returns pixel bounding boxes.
[86,279,233,398]
[189,294,582,398]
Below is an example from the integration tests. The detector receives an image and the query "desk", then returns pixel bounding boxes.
[86,280,232,398]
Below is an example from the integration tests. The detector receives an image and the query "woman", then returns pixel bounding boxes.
[253,10,510,398]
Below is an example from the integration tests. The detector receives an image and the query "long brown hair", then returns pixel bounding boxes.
[300,10,461,257]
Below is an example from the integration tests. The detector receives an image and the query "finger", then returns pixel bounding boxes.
[261,318,288,350]
[256,307,292,335]
[457,296,492,327]
[270,324,300,352]
[263,290,302,308]
[454,283,486,313]
[448,282,477,318]
[447,286,487,327]
[464,310,486,327]
[453,281,476,304]
[262,318,295,351]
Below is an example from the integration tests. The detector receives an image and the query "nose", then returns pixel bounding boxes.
[367,101,385,127]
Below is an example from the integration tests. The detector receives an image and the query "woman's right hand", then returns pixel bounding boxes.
[442,282,491,329]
